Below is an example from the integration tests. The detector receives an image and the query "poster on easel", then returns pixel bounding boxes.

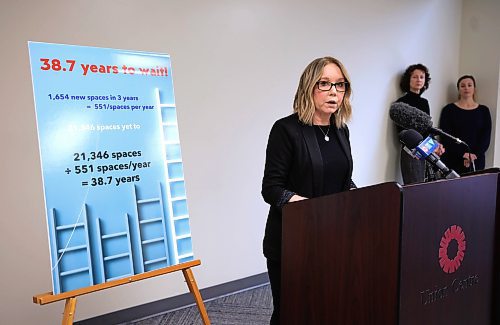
[28,42,194,294]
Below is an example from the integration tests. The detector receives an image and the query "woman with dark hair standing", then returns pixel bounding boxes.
[395,63,434,184]
[439,75,491,174]
[261,56,356,324]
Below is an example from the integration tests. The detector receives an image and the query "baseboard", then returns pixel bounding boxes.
[75,272,270,325]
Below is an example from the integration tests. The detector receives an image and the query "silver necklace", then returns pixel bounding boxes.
[317,125,330,141]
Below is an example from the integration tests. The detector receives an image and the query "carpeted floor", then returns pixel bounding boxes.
[121,284,272,325]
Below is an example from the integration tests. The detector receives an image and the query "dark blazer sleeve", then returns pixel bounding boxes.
[261,118,296,208]
[338,125,356,189]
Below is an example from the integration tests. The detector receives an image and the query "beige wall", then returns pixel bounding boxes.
[459,0,500,167]
[0,0,483,324]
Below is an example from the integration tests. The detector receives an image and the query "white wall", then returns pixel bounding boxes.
[459,0,500,167]
[0,0,466,324]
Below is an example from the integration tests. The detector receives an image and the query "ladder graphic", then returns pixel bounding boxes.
[48,204,94,294]
[95,214,134,282]
[156,88,194,264]
[133,184,170,272]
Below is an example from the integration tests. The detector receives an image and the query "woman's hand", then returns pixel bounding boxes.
[435,143,445,156]
[463,152,477,168]
[289,195,308,202]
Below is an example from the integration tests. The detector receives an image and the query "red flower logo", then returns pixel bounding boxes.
[438,225,466,273]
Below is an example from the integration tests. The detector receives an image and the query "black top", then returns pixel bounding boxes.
[261,113,355,261]
[314,125,349,195]
[439,103,491,174]
[395,91,430,134]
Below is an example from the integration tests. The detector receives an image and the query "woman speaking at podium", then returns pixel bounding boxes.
[261,56,356,325]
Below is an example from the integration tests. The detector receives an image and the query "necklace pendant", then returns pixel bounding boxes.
[317,125,330,141]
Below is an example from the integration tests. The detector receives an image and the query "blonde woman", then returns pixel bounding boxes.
[261,56,356,325]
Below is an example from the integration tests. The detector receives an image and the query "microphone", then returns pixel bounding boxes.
[389,102,467,146]
[399,129,460,180]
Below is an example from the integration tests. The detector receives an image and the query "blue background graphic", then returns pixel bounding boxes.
[28,42,193,294]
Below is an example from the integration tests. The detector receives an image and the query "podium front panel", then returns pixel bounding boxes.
[399,174,497,325]
[281,182,402,325]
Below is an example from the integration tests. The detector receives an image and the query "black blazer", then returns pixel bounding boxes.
[261,113,355,261]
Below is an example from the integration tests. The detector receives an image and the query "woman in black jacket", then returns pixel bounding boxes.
[261,56,356,325]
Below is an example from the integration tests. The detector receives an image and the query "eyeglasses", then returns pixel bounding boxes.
[316,80,349,92]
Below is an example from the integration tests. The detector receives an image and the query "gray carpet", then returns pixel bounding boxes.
[122,284,272,325]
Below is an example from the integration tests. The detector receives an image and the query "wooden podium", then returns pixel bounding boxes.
[281,172,499,325]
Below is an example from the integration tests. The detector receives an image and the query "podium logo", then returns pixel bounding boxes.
[438,225,466,274]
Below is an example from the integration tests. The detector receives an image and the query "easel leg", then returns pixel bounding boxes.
[182,268,211,325]
[62,297,77,325]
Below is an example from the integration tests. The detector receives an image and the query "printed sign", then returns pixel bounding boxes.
[28,42,193,294]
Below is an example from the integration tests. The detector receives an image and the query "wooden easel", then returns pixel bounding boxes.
[33,259,210,325]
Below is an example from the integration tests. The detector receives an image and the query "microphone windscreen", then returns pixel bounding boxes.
[399,129,423,149]
[389,102,432,134]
